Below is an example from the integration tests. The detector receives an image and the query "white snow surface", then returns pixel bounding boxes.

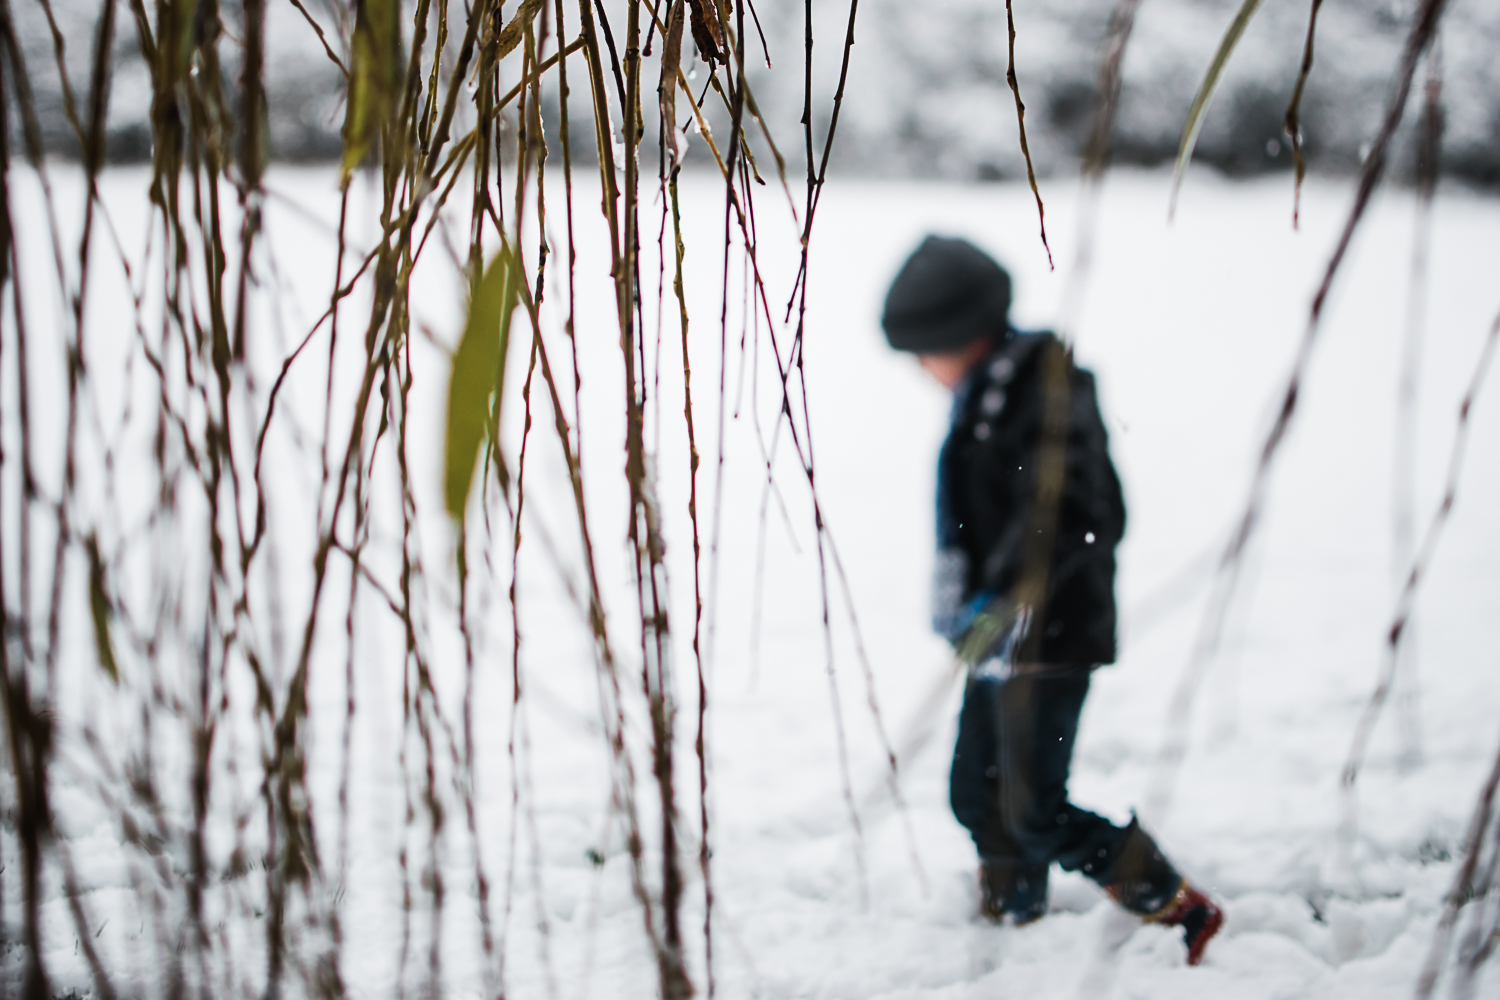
[9,164,1500,999]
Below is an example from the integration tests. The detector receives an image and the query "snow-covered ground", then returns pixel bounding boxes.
[8,164,1500,999]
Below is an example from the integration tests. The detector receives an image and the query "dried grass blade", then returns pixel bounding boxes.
[1169,0,1263,217]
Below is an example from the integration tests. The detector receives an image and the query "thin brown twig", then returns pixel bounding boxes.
[1415,727,1500,1000]
[1285,0,1327,229]
[1004,0,1052,269]
[1341,303,1500,855]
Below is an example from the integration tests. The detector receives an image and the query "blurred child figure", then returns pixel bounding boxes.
[881,235,1223,965]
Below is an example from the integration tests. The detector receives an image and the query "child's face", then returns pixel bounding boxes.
[917,337,994,390]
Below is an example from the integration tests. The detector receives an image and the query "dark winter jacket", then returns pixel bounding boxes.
[933,331,1125,667]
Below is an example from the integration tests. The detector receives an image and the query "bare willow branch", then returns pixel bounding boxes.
[1144,0,1454,825]
[1285,0,1326,228]
[1004,0,1052,268]
[1415,729,1500,1000]
[1341,303,1500,850]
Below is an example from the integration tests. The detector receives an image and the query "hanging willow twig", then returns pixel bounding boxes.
[1341,303,1500,854]
[1144,0,1455,827]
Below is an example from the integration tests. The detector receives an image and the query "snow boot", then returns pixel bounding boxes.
[979,860,1048,925]
[1102,818,1223,966]
[1142,881,1224,966]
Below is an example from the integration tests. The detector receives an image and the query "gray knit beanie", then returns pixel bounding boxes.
[881,235,1012,353]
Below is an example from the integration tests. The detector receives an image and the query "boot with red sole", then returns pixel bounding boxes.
[1142,880,1224,966]
[1099,818,1225,966]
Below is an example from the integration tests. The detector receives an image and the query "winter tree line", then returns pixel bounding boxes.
[8,0,1500,184]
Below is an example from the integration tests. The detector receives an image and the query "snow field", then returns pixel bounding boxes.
[4,164,1499,998]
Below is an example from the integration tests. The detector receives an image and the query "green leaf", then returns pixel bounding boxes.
[1169,0,1264,217]
[444,248,521,520]
[86,536,119,684]
[340,0,403,183]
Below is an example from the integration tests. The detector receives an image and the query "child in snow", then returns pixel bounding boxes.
[881,235,1223,965]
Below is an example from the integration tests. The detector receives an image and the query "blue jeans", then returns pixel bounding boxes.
[950,669,1127,883]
